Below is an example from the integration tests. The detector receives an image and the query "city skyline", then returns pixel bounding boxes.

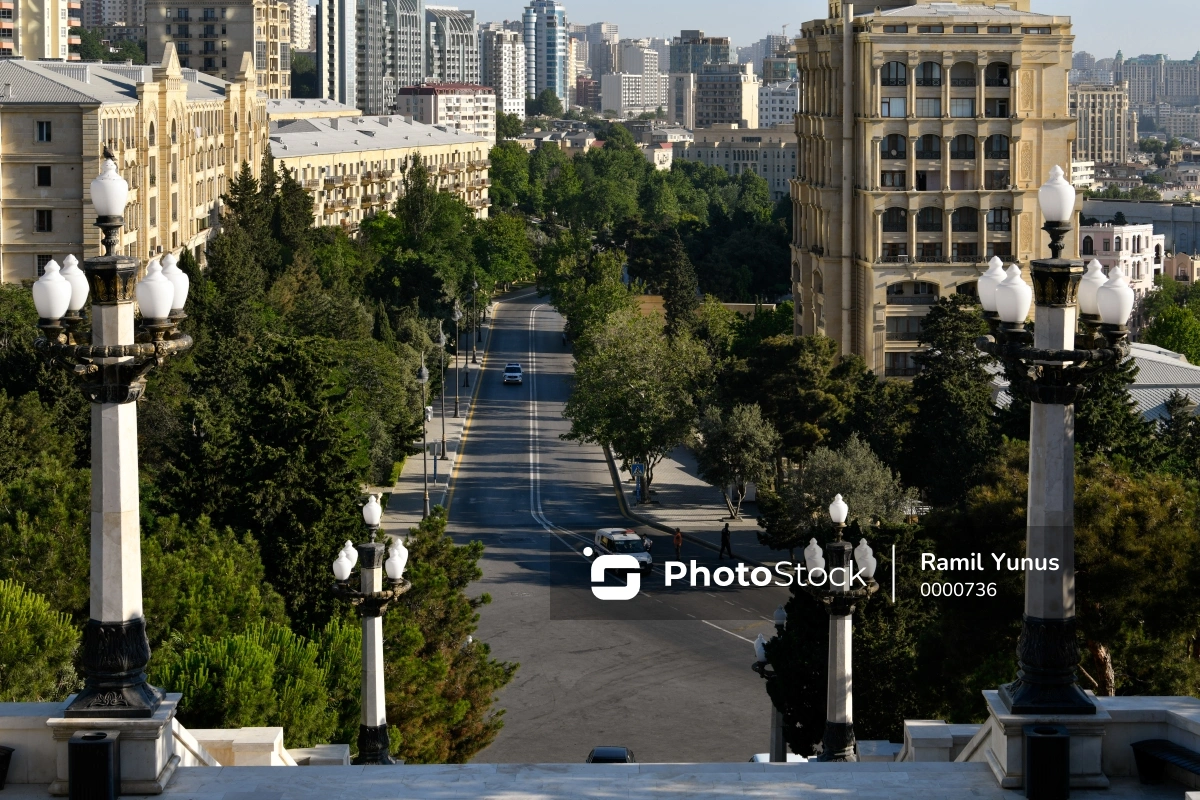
[302,0,1197,59]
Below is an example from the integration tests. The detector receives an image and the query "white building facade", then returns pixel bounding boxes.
[395,83,496,142]
[1079,221,1166,296]
[759,80,798,127]
[425,5,478,84]
[600,72,667,116]
[480,25,526,118]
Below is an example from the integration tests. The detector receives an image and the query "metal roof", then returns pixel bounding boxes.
[880,2,1053,19]
[268,114,487,158]
[0,58,231,105]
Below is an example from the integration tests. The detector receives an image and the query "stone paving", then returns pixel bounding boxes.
[0,763,1186,799]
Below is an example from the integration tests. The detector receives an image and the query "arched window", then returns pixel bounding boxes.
[950,62,976,86]
[916,134,940,159]
[170,120,177,144]
[882,61,907,86]
[986,62,1011,86]
[148,122,156,147]
[950,134,976,159]
[916,207,942,231]
[881,134,906,159]
[1082,236,1094,255]
[882,206,908,232]
[952,207,979,232]
[984,134,1009,159]
[915,62,942,86]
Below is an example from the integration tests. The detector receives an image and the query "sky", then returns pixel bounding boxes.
[361,0,1197,59]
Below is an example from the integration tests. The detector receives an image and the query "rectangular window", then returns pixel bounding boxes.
[881,97,906,117]
[255,41,266,70]
[882,24,907,33]
[35,210,53,232]
[36,121,51,142]
[953,25,978,34]
[987,242,1013,258]
[1021,27,1050,34]
[952,242,979,261]
[880,171,907,188]
[36,254,53,276]
[950,98,975,118]
[1103,240,1111,252]
[985,98,1009,118]
[988,26,1012,34]
[36,166,51,186]
[917,243,943,261]
[915,98,941,117]
[886,316,924,340]
[884,352,918,378]
[178,8,188,20]
[917,24,943,34]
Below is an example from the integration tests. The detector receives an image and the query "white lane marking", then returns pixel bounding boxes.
[702,620,756,644]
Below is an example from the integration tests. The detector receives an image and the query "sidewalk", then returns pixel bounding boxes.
[606,445,788,567]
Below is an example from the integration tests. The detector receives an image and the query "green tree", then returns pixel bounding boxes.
[475,212,533,286]
[291,51,318,98]
[694,404,781,517]
[1074,357,1157,463]
[496,112,524,139]
[906,296,998,505]
[564,308,710,497]
[0,580,79,702]
[530,89,564,119]
[488,141,531,210]
[1145,304,1200,363]
[383,508,518,763]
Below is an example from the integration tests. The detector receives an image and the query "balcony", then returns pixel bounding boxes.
[950,151,976,160]
[985,78,1010,87]
[916,221,943,232]
[951,222,978,233]
[67,0,80,6]
[881,78,906,87]
[378,169,394,179]
[67,35,81,44]
[173,32,191,39]
[886,330,922,341]
[914,150,940,160]
[199,32,219,39]
[887,294,937,305]
[885,366,919,377]
[984,150,1009,160]
[915,78,941,87]
[323,176,344,187]
[68,16,81,25]
[950,78,976,87]
[984,172,1010,190]
[302,179,320,190]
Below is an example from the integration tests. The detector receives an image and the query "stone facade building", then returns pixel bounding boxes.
[1069,82,1135,166]
[675,123,796,200]
[0,45,266,284]
[694,62,759,129]
[790,0,1075,378]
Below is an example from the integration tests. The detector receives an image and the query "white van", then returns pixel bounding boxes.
[593,528,653,574]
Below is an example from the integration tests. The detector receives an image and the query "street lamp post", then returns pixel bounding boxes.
[417,361,430,519]
[975,165,1134,715]
[453,306,464,413]
[31,158,193,717]
[332,496,412,765]
[752,606,791,762]
[438,327,448,460]
[802,495,878,761]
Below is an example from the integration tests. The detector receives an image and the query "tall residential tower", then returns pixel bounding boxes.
[522,0,568,105]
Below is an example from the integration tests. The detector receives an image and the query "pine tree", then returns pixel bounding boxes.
[0,579,80,702]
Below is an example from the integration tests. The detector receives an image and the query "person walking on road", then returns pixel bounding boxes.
[719,523,733,560]
[673,528,683,561]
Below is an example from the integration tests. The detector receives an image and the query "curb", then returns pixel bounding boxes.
[602,444,768,569]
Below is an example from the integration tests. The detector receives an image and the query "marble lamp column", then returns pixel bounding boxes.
[354,540,394,765]
[821,538,857,761]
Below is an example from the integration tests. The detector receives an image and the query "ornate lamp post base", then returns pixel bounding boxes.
[819,722,857,762]
[354,724,396,765]
[999,616,1096,715]
[66,618,165,718]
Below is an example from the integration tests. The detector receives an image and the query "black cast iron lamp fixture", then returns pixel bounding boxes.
[798,494,878,761]
[30,159,193,718]
[975,166,1134,716]
[332,496,412,764]
[417,361,431,519]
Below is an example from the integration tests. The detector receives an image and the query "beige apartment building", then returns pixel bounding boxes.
[147,0,292,98]
[268,113,492,228]
[675,123,797,201]
[394,84,496,144]
[791,0,1075,378]
[2,0,80,59]
[695,62,759,129]
[0,45,266,284]
[1070,81,1134,165]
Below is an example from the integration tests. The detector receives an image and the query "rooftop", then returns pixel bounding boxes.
[0,53,231,105]
[267,98,361,116]
[877,1,1054,20]
[268,115,488,158]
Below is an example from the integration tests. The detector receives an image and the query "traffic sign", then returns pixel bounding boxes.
[631,464,645,477]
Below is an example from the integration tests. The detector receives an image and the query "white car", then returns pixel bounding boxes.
[593,528,653,574]
[503,363,523,384]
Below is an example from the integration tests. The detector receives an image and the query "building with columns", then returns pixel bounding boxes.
[790,0,1075,378]
[0,44,266,284]
[675,123,796,201]
[1078,220,1164,296]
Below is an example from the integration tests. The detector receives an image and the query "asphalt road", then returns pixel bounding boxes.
[446,288,791,764]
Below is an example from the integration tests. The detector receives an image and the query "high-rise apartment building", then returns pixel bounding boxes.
[522,0,568,104]
[0,45,266,283]
[356,0,387,114]
[695,61,758,128]
[1114,51,1200,106]
[669,29,729,74]
[647,37,670,73]
[762,45,798,83]
[1070,82,1135,165]
[480,25,526,117]
[618,38,657,75]
[318,0,356,105]
[289,0,309,49]
[4,0,78,59]
[790,0,1075,377]
[385,0,424,92]
[599,72,667,116]
[667,72,695,128]
[575,74,599,109]
[425,5,477,84]
[1072,51,1094,70]
[150,0,292,97]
